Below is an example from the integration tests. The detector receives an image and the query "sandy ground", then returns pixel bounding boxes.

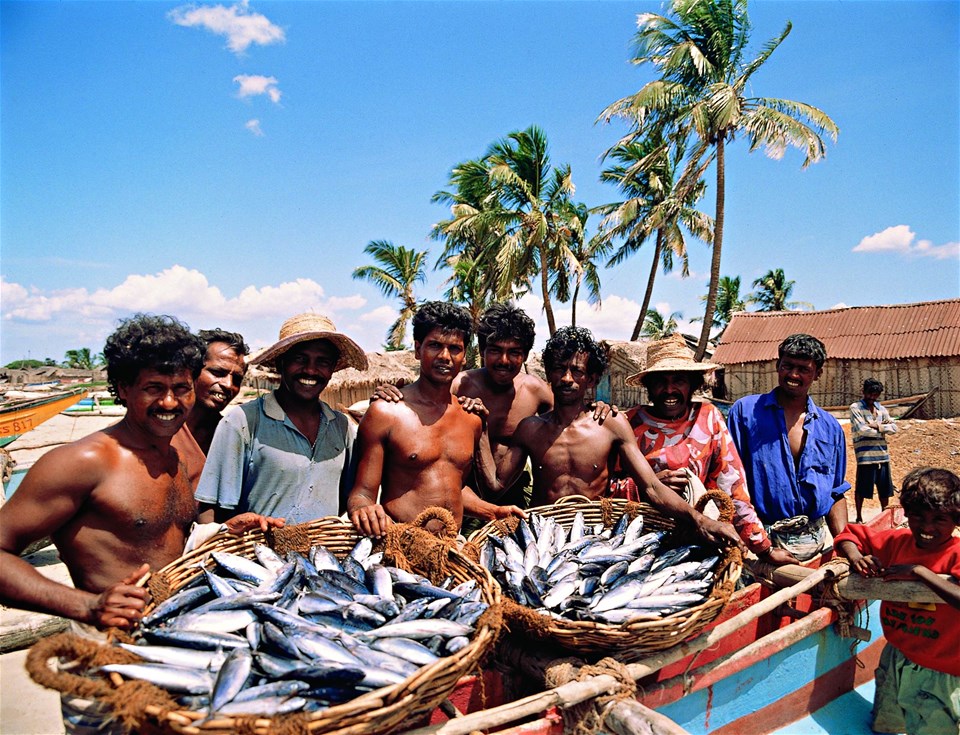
[0,411,957,735]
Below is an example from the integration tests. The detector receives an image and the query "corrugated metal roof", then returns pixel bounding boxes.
[713,299,960,364]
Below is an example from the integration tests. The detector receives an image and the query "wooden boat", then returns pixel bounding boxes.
[822,388,937,421]
[0,387,86,447]
[412,507,912,735]
[709,388,937,422]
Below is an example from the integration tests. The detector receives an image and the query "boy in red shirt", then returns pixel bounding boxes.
[835,467,960,735]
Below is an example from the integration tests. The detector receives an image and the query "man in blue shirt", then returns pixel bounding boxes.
[727,334,849,561]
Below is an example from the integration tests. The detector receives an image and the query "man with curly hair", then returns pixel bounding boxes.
[348,301,525,538]
[475,327,742,547]
[0,314,276,631]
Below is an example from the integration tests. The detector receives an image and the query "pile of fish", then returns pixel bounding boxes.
[479,511,722,624]
[100,539,488,717]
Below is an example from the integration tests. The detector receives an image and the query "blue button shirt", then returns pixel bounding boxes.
[727,390,849,525]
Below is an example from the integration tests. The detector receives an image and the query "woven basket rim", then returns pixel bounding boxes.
[115,518,501,733]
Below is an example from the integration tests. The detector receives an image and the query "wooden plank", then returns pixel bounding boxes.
[604,699,692,735]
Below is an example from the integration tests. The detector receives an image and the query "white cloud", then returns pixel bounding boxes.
[169,2,285,55]
[853,225,959,260]
[359,305,397,325]
[0,268,385,365]
[245,119,264,136]
[234,75,282,104]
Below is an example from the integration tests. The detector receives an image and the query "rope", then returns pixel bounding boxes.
[544,656,637,735]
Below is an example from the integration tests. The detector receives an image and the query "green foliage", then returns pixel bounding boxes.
[641,308,683,340]
[748,268,812,311]
[600,0,837,358]
[353,240,428,350]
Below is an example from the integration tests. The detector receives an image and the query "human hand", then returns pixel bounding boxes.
[371,384,404,403]
[656,469,689,493]
[89,563,150,630]
[350,503,392,539]
[851,554,884,578]
[490,504,527,521]
[458,396,489,420]
[881,563,921,581]
[589,401,618,424]
[760,547,800,566]
[224,513,286,535]
[695,517,744,551]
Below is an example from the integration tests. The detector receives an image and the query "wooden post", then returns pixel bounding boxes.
[604,699,692,735]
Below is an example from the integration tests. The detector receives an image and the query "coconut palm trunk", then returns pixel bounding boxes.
[631,229,666,341]
[696,137,725,362]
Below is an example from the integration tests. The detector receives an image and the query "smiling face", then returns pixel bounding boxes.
[645,371,694,420]
[195,341,246,414]
[277,339,338,404]
[482,338,527,387]
[117,368,195,438]
[416,328,466,385]
[776,355,822,400]
[905,508,958,550]
[546,352,596,406]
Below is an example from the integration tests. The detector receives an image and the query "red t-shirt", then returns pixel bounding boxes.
[834,524,960,676]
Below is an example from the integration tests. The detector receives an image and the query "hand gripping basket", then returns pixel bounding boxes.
[467,493,741,661]
[26,514,502,735]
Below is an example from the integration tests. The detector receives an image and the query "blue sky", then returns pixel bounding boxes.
[2,0,958,366]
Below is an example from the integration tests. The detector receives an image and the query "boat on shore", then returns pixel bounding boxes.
[0,387,87,448]
[412,507,908,735]
[709,388,936,423]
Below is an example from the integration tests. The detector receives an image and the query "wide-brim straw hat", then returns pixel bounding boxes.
[252,312,368,373]
[625,333,718,387]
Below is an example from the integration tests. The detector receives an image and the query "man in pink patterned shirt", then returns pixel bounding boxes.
[613,335,797,566]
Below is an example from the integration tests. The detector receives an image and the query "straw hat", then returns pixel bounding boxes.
[625,333,717,386]
[252,312,368,373]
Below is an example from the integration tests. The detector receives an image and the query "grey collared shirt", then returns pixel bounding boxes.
[196,391,357,524]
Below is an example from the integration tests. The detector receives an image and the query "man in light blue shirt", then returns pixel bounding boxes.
[727,334,849,561]
[197,312,368,525]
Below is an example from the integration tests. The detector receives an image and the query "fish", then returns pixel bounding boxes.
[481,509,722,625]
[113,537,487,719]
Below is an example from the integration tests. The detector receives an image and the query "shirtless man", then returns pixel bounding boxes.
[347,301,525,538]
[171,328,250,488]
[727,333,849,561]
[373,302,611,505]
[477,326,742,547]
[0,314,275,631]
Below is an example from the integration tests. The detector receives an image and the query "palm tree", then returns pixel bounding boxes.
[693,273,746,338]
[63,348,94,370]
[352,240,428,350]
[548,203,609,328]
[748,267,812,311]
[601,0,838,360]
[595,134,712,340]
[483,126,579,337]
[432,158,508,326]
[640,308,682,340]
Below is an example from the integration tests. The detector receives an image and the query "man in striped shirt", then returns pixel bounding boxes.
[849,378,898,523]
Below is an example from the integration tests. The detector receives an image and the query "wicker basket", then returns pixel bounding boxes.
[30,516,501,735]
[468,493,741,661]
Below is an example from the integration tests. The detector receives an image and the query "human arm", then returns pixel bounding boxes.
[0,445,150,628]
[882,566,960,610]
[194,409,250,520]
[474,417,533,498]
[614,418,743,550]
[346,404,392,538]
[877,405,897,434]
[222,513,286,534]
[849,403,884,439]
[461,486,526,522]
[836,539,885,578]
